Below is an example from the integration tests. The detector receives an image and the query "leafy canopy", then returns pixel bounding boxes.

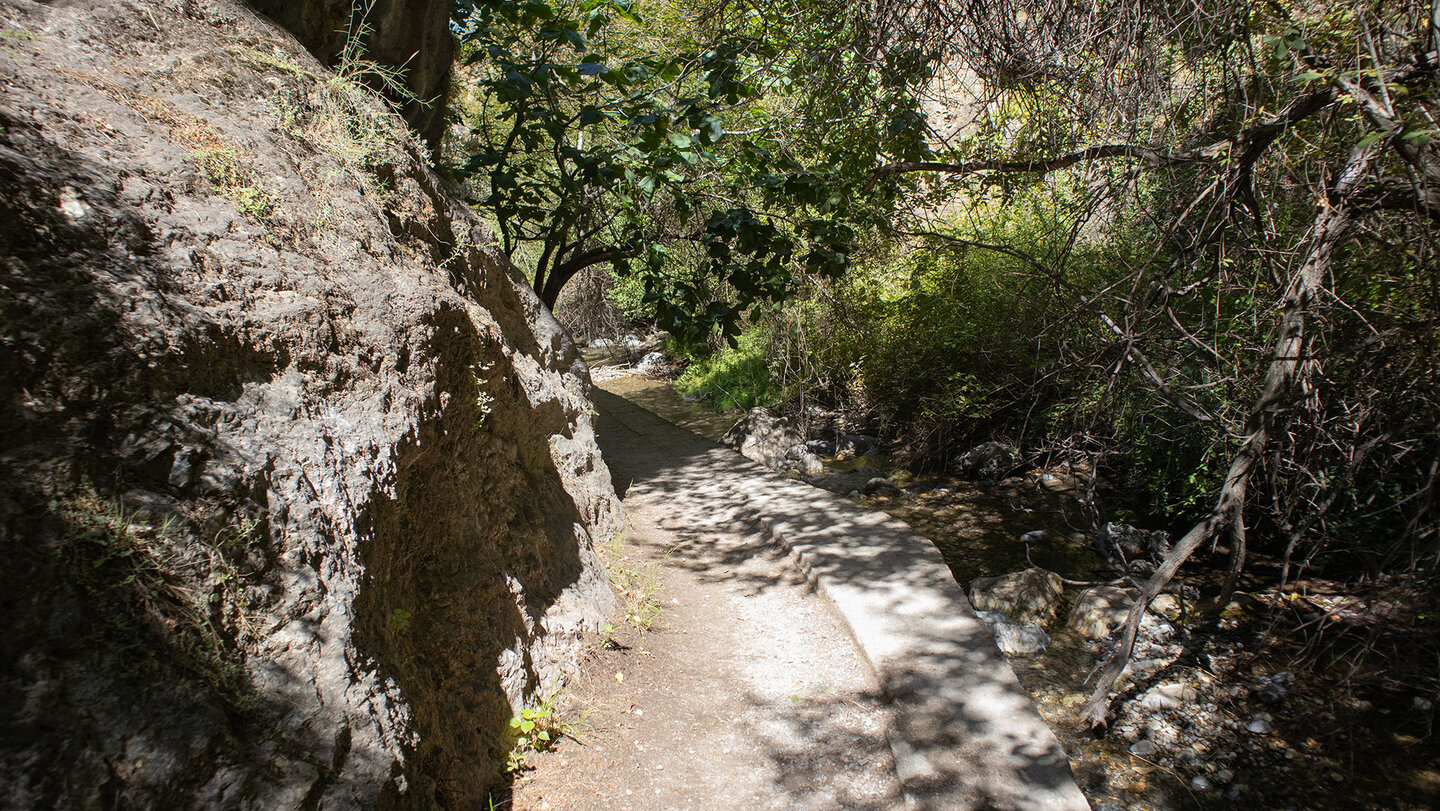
[449,0,935,342]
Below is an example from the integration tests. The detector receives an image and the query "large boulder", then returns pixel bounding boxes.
[722,407,806,470]
[1067,586,1182,639]
[951,441,1023,481]
[0,2,616,806]
[635,350,670,376]
[1068,586,1137,638]
[969,568,1065,625]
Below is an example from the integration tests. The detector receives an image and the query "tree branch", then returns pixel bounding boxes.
[868,144,1206,190]
[1079,143,1378,729]
[539,241,637,306]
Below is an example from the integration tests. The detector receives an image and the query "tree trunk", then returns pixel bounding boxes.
[1079,145,1377,728]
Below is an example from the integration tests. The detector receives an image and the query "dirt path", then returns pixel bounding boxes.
[510,495,901,810]
[512,387,1089,810]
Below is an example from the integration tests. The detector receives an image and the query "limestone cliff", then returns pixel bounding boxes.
[0,0,617,806]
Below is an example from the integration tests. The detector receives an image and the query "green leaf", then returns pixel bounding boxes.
[562,27,588,52]
[666,132,692,148]
[1401,128,1438,146]
[1356,131,1384,149]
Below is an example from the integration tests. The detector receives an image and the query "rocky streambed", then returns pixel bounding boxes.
[584,351,1440,811]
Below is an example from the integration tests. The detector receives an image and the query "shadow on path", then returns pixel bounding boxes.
[594,389,1091,811]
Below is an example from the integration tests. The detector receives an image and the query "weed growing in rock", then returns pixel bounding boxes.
[388,607,412,631]
[58,488,251,706]
[188,145,275,220]
[237,0,429,199]
[600,622,624,649]
[470,361,496,429]
[505,691,586,773]
[600,531,665,632]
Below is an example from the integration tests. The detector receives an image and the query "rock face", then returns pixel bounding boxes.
[247,0,455,152]
[969,568,1064,624]
[0,1,616,807]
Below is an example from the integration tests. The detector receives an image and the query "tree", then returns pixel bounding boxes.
[848,0,1439,726]
[447,0,934,342]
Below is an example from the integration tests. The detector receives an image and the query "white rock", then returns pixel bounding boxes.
[1138,682,1198,710]
[969,568,1064,624]
[974,611,1051,655]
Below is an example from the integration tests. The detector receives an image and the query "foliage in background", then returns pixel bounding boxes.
[452,0,1438,722]
[674,327,785,411]
[447,0,938,342]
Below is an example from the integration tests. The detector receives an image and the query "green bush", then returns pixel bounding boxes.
[674,327,783,411]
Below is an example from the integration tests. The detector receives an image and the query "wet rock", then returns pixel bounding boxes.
[804,438,836,456]
[1129,739,1158,756]
[780,451,824,478]
[1414,696,1434,712]
[969,568,1064,624]
[723,407,806,471]
[860,477,902,498]
[1068,585,1137,639]
[635,351,670,375]
[1094,522,1171,569]
[1123,657,1170,681]
[975,611,1051,655]
[1138,682,1198,710]
[950,441,1023,482]
[1255,683,1287,703]
[1146,718,1181,747]
[1248,717,1273,734]
[1019,529,1049,544]
[1191,775,1212,791]
[836,433,880,458]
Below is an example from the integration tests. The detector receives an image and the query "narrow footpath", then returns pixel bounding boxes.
[512,389,1090,810]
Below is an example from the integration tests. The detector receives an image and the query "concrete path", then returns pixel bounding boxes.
[593,390,1091,811]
